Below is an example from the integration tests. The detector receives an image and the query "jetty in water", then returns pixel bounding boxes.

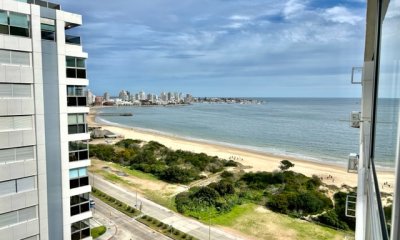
[96,113,133,117]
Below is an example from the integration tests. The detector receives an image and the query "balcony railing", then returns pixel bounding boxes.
[65,35,81,45]
[17,0,61,10]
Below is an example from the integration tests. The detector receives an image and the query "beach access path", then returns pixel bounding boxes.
[90,173,245,240]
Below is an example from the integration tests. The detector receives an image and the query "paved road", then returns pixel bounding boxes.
[91,196,171,240]
[90,173,243,240]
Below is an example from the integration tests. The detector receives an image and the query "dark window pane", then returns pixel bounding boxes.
[80,177,89,186]
[68,125,78,134]
[10,27,29,37]
[77,97,87,106]
[71,222,80,232]
[67,97,77,107]
[69,152,78,162]
[41,31,55,41]
[70,205,79,216]
[79,150,88,160]
[69,179,79,189]
[66,57,76,67]
[70,195,79,205]
[66,68,76,78]
[71,231,80,240]
[76,69,86,79]
[77,124,86,133]
[81,228,90,238]
[0,25,9,34]
[80,203,90,213]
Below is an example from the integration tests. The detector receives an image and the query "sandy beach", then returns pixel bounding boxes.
[88,109,395,192]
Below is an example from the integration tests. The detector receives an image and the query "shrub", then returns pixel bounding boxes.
[279,160,294,171]
[314,210,349,230]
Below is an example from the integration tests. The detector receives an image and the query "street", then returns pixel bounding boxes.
[90,173,243,240]
[91,195,171,240]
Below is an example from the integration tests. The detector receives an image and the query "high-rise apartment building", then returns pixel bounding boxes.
[0,0,91,239]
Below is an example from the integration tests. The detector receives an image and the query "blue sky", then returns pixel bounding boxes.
[59,0,366,97]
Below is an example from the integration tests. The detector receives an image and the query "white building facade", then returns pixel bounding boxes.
[0,0,91,239]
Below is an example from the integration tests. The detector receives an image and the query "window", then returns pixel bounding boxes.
[69,141,88,162]
[0,206,37,228]
[0,176,36,197]
[66,56,86,79]
[68,114,87,134]
[69,167,89,189]
[0,146,34,164]
[41,18,55,41]
[70,193,90,216]
[67,86,87,107]
[0,180,15,196]
[0,84,31,98]
[0,11,30,37]
[0,116,32,132]
[0,50,31,66]
[71,220,90,240]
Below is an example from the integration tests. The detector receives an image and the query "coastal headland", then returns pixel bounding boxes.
[88,108,395,192]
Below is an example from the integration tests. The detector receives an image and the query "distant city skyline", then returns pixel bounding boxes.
[59,0,365,97]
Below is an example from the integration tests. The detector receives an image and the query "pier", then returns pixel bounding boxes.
[97,113,133,117]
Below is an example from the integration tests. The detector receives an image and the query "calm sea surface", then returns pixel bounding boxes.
[96,98,396,167]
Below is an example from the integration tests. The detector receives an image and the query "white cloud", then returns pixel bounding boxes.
[229,15,252,21]
[283,0,307,19]
[323,6,363,25]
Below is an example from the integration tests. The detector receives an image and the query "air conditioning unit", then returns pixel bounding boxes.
[348,153,359,173]
[350,111,361,128]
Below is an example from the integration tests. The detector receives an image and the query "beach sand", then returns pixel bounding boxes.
[88,109,395,192]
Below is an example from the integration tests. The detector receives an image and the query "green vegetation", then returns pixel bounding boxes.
[137,215,198,240]
[91,141,355,236]
[90,139,237,184]
[91,188,140,217]
[91,226,106,239]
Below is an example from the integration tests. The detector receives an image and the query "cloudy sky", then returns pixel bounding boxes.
[58,0,366,97]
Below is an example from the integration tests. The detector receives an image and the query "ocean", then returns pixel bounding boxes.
[95,98,396,168]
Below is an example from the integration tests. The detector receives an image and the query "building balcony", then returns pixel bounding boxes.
[19,0,61,10]
[67,96,87,107]
[65,35,81,45]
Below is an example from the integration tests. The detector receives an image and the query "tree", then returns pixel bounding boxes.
[279,160,294,171]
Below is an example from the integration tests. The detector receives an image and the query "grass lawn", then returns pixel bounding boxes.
[209,204,354,240]
[91,226,106,239]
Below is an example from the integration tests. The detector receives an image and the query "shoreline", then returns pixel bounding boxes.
[88,108,395,191]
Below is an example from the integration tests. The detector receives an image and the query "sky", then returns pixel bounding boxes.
[58,0,366,98]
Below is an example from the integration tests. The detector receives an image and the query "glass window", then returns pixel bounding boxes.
[0,11,7,25]
[0,180,16,196]
[0,148,14,164]
[69,141,88,151]
[11,51,30,66]
[67,86,75,96]
[14,116,32,129]
[0,117,14,131]
[68,115,77,125]
[0,211,18,228]
[13,84,31,97]
[18,206,36,221]
[15,146,34,161]
[76,58,85,68]
[66,57,76,67]
[0,84,12,97]
[0,50,10,64]
[78,168,87,177]
[17,177,35,192]
[77,114,84,124]
[69,169,78,179]
[9,12,28,28]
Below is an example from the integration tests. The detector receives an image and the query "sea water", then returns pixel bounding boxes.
[96,98,396,167]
